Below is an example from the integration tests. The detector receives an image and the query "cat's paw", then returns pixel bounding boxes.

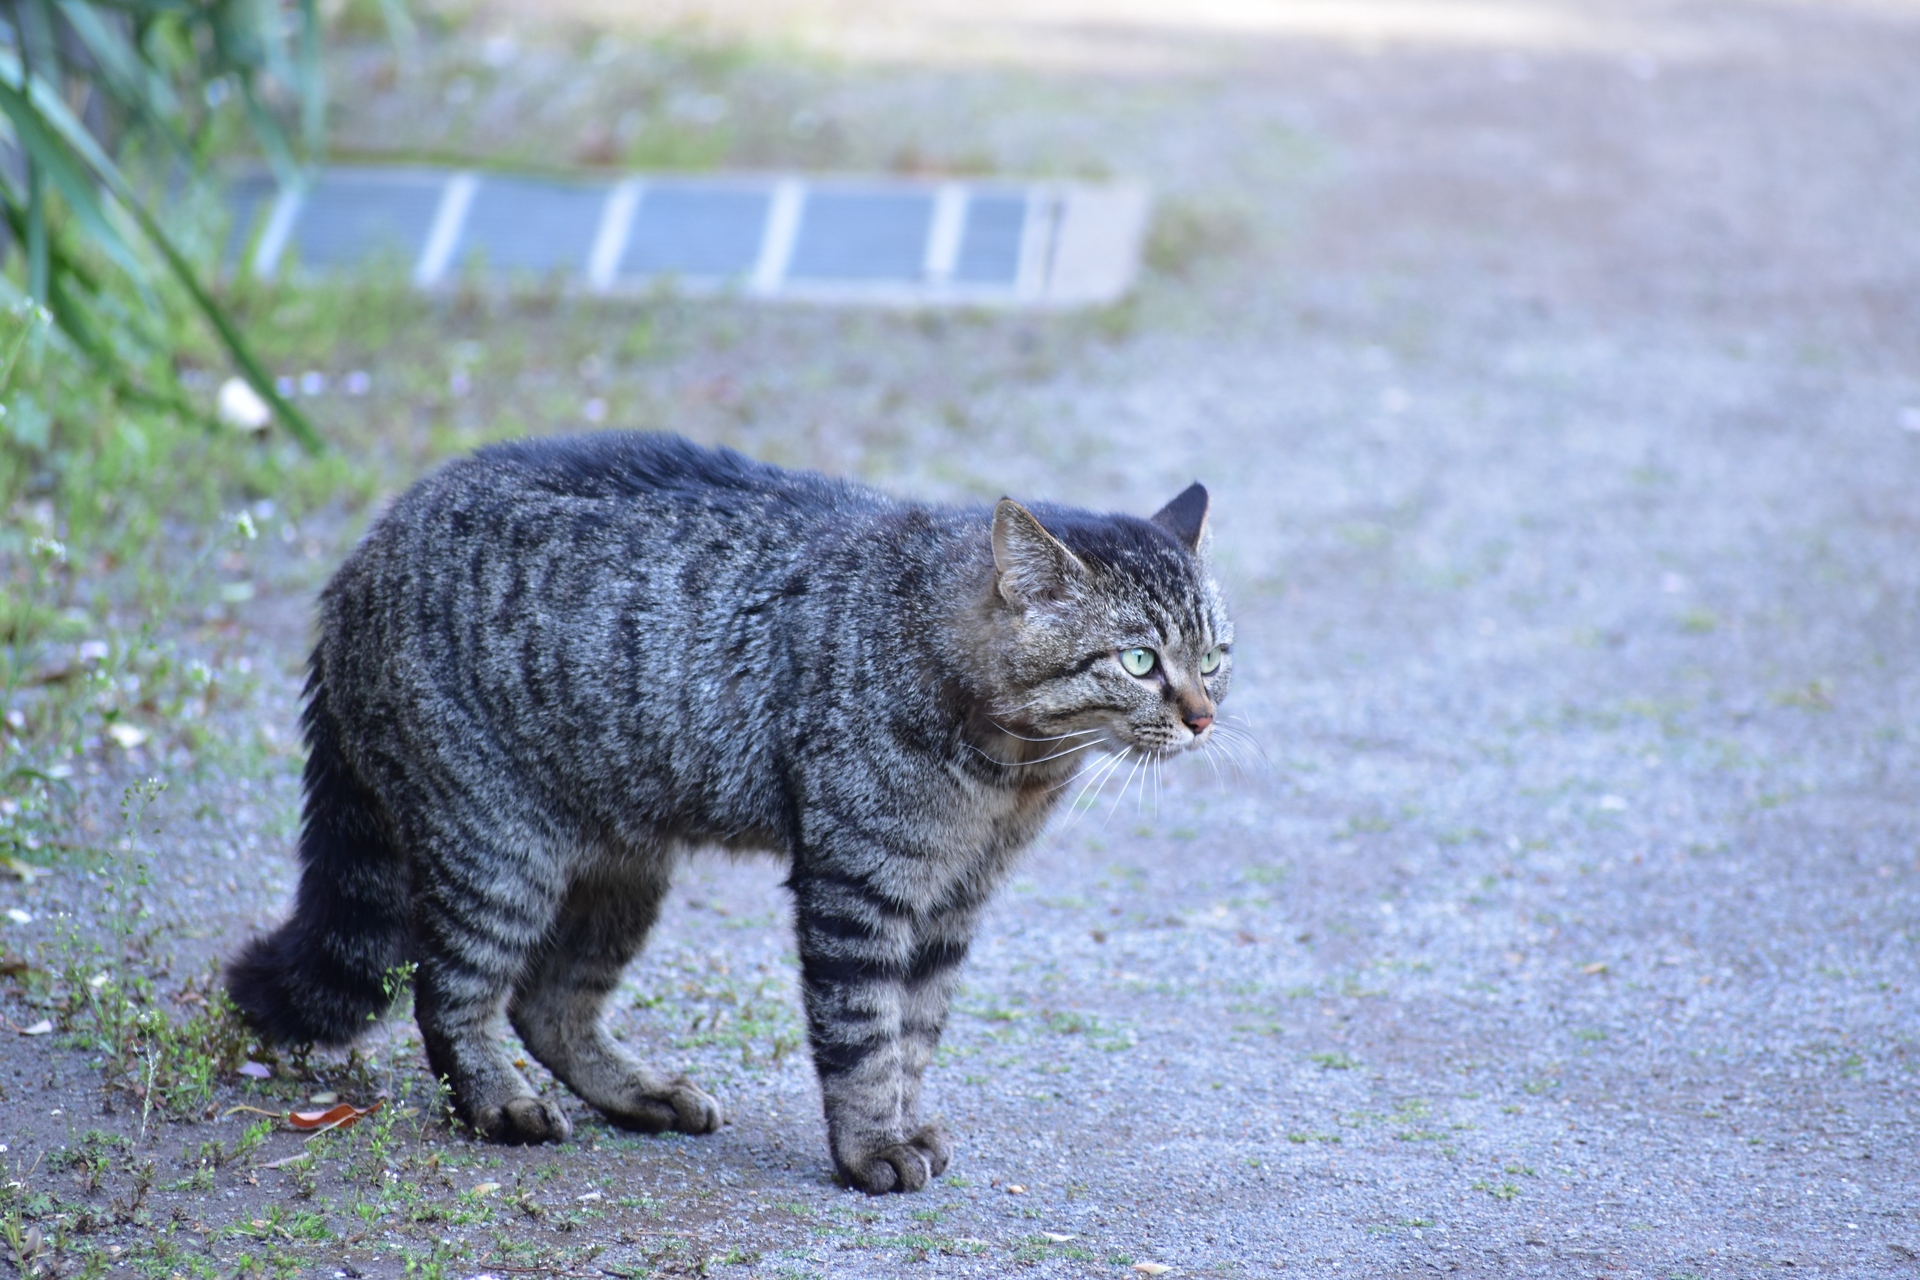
[837,1123,952,1195]
[472,1095,572,1145]
[604,1075,723,1136]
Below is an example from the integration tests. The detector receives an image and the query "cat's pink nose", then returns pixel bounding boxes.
[1185,714,1213,734]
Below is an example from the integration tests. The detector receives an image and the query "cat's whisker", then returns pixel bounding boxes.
[1206,738,1247,780]
[1101,753,1146,831]
[963,737,1104,770]
[1040,755,1098,797]
[1206,721,1263,762]
[986,720,1103,745]
[1200,738,1225,788]
[1223,731,1263,768]
[1015,739,1105,767]
[1216,718,1274,769]
[1061,750,1128,820]
[1072,750,1132,829]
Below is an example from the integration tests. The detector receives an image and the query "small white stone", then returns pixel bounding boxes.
[217,377,271,431]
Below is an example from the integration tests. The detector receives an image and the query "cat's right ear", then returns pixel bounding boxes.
[1151,482,1209,554]
[992,499,1085,607]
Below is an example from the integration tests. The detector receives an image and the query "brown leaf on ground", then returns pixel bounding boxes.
[288,1098,384,1133]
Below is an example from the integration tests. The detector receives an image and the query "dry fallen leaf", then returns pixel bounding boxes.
[471,1182,503,1197]
[576,1191,603,1202]
[238,1061,272,1080]
[308,1092,338,1106]
[1581,962,1609,976]
[1041,1232,1077,1243]
[19,1019,52,1036]
[1135,1265,1173,1276]
[1006,1184,1027,1195]
[288,1098,384,1133]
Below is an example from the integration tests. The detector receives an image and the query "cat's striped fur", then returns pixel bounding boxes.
[227,432,1231,1193]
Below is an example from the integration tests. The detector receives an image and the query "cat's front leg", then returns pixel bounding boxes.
[793,869,974,1194]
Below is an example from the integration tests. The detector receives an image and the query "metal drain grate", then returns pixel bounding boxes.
[231,168,1149,307]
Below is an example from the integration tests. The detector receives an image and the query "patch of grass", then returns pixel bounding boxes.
[1772,678,1835,711]
[1144,198,1255,279]
[1012,1234,1098,1263]
[644,950,804,1069]
[34,796,258,1121]
[1310,1052,1360,1070]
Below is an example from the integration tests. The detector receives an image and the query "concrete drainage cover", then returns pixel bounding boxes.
[230,168,1149,307]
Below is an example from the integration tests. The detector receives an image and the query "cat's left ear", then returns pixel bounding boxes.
[1151,482,1210,554]
[993,499,1085,607]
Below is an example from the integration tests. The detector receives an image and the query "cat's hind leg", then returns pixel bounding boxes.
[508,857,722,1136]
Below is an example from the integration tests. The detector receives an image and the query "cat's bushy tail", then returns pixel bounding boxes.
[226,675,407,1046]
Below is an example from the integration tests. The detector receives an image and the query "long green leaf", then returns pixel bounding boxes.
[114,190,323,453]
[296,0,323,153]
[0,301,49,394]
[56,1,186,139]
[0,33,321,451]
[238,77,301,188]
[14,0,55,306]
[0,81,149,289]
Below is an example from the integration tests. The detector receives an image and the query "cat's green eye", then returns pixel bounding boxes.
[1120,647,1157,677]
[1201,645,1225,675]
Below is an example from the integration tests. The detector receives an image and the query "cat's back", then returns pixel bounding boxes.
[340,431,875,600]
[410,430,857,532]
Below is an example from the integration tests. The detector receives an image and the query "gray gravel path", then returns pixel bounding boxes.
[4,2,1917,1276]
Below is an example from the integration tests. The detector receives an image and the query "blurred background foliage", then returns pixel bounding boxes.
[0,0,354,451]
[0,0,412,805]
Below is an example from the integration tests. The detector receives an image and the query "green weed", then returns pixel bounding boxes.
[1310,1052,1360,1070]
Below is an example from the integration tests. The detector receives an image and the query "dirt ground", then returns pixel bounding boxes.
[3,0,1918,1276]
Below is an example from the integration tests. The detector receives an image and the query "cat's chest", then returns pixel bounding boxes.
[942,766,1070,855]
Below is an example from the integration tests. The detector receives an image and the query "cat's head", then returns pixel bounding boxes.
[985,484,1232,758]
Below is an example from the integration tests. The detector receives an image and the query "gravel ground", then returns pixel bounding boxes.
[4,1,1918,1277]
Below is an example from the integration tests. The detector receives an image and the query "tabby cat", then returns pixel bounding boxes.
[228,432,1231,1193]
